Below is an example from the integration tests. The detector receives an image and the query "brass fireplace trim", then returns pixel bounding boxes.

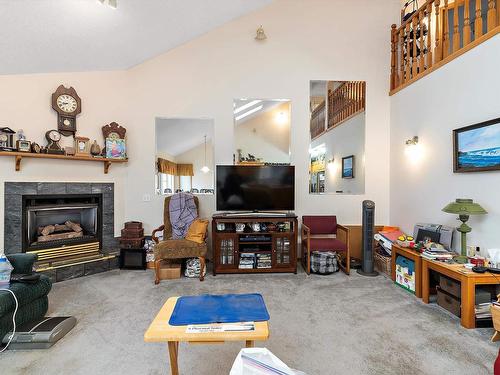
[34,254,116,272]
[28,241,100,261]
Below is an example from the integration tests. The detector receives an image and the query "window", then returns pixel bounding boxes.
[158,173,174,194]
[179,176,192,192]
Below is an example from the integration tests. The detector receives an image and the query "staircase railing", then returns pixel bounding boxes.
[390,0,500,94]
[310,100,326,140]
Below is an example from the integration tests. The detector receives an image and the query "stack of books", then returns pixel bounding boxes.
[420,248,454,261]
[256,253,272,269]
[475,302,493,319]
[239,253,255,269]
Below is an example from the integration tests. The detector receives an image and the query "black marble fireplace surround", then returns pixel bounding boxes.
[4,182,119,282]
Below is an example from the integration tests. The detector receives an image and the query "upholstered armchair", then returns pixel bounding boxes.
[301,215,350,275]
[152,196,207,284]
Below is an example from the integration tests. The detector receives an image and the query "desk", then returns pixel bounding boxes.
[144,297,270,375]
[391,244,422,298]
[422,258,500,329]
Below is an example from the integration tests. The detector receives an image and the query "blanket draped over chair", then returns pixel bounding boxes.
[169,192,198,239]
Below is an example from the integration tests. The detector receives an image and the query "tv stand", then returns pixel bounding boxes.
[223,211,289,217]
[212,213,298,275]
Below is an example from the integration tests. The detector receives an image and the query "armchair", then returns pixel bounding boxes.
[0,253,52,340]
[152,196,207,284]
[301,216,350,275]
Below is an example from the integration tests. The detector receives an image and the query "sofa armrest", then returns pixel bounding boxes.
[6,253,38,275]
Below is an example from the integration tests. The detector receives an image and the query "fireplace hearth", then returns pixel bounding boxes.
[4,182,119,282]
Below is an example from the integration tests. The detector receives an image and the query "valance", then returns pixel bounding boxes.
[176,163,194,176]
[157,158,177,175]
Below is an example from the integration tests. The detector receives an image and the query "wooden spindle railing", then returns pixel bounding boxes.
[327,81,366,130]
[310,100,326,139]
[390,0,500,94]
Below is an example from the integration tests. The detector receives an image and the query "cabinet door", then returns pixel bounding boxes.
[215,234,238,269]
[273,234,294,268]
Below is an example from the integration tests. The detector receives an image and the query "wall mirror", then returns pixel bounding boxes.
[233,99,291,165]
[309,80,366,194]
[155,118,214,195]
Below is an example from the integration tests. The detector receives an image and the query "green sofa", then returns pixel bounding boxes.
[0,253,52,340]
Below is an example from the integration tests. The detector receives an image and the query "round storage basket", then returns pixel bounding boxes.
[310,251,339,275]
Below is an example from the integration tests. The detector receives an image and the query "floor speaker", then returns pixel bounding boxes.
[357,200,379,277]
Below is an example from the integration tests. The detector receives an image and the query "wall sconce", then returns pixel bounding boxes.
[405,136,418,146]
[404,136,422,162]
[275,111,287,125]
[97,0,117,9]
[255,25,267,41]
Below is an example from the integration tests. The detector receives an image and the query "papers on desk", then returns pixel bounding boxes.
[186,322,255,333]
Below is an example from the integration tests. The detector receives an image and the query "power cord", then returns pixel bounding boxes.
[0,288,18,353]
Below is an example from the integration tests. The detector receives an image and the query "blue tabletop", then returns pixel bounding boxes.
[168,293,270,326]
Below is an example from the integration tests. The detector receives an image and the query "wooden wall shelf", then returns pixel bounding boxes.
[0,151,127,174]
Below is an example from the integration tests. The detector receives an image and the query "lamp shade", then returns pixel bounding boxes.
[442,199,487,215]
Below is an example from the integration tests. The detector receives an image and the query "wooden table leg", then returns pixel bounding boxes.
[168,341,179,375]
[422,259,429,303]
[461,277,476,329]
[245,340,254,348]
[415,256,422,298]
[391,248,397,282]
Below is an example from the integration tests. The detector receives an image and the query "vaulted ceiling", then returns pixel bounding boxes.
[0,0,272,75]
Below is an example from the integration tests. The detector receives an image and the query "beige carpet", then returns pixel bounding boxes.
[2,267,498,374]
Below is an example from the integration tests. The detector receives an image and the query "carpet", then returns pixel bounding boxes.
[1,268,497,374]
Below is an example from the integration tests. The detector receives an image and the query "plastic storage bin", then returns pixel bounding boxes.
[395,255,415,294]
[0,255,13,287]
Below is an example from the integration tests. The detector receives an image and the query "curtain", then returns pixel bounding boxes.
[157,158,177,175]
[176,163,194,176]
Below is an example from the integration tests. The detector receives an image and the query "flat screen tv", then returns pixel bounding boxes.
[216,165,295,211]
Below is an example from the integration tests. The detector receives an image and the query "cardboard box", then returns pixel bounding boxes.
[159,261,181,280]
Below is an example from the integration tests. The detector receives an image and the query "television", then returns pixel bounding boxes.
[216,165,295,211]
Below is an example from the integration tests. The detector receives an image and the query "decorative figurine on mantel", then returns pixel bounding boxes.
[0,127,16,151]
[90,140,101,157]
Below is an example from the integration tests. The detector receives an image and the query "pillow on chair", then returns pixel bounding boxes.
[185,219,209,243]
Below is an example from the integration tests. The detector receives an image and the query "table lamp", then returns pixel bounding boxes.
[442,198,487,263]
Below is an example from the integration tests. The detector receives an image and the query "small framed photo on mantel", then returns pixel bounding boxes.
[453,117,500,173]
[342,155,354,179]
[105,138,126,159]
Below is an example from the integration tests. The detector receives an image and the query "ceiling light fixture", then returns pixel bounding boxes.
[255,25,267,41]
[235,105,263,121]
[234,100,262,114]
[201,135,210,174]
[97,0,117,9]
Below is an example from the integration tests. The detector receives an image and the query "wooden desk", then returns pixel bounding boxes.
[422,259,500,329]
[144,297,270,375]
[391,244,422,298]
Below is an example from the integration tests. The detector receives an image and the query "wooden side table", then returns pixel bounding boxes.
[144,297,270,375]
[421,258,500,329]
[391,244,422,298]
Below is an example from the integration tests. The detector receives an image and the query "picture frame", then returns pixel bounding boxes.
[342,155,354,179]
[105,137,126,159]
[74,136,90,156]
[453,117,500,173]
[16,140,31,153]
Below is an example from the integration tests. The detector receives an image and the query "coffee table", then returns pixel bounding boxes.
[144,296,270,375]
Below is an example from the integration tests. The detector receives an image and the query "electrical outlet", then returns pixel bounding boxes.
[142,194,151,202]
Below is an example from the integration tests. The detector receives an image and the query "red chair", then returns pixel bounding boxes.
[301,216,350,275]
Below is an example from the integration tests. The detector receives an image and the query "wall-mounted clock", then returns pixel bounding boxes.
[51,85,82,136]
[45,130,65,155]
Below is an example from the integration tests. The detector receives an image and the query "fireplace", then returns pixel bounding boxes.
[22,194,103,266]
[4,182,119,281]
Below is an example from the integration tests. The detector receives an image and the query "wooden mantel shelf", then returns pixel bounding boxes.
[0,151,127,174]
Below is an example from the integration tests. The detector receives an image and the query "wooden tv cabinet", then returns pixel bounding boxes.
[212,213,298,275]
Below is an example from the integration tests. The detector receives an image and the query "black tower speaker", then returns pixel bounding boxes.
[357,200,379,277]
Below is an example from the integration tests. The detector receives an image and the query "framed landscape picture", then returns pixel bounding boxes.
[342,155,354,179]
[454,117,500,173]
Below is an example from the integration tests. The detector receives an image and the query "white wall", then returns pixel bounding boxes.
[0,0,400,248]
[311,113,365,194]
[0,71,129,247]
[390,34,500,255]
[125,0,399,233]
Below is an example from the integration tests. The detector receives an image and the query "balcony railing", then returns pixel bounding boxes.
[390,0,500,94]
